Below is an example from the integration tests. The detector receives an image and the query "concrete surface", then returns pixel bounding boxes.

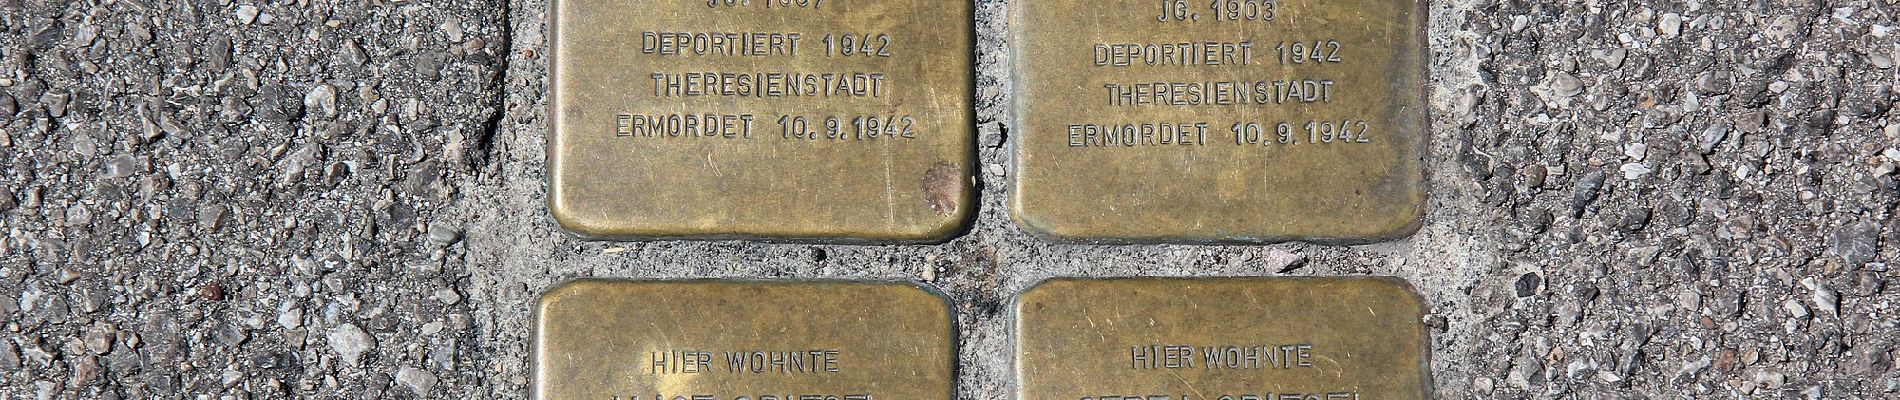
[0,0,1896,398]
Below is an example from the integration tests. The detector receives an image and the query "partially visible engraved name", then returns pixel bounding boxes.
[1083,343,1361,400]
[616,393,871,400]
[1081,393,1357,400]
[707,0,828,9]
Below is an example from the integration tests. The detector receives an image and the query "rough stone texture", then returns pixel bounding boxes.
[327,323,373,368]
[396,365,438,396]
[0,0,1896,398]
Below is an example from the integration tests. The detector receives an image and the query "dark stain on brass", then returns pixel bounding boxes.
[922,161,963,216]
[1009,0,1428,243]
[534,280,956,400]
[1015,277,1434,400]
[548,0,975,242]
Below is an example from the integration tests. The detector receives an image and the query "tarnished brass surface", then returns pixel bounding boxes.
[1008,0,1427,243]
[1014,277,1433,400]
[534,280,955,400]
[548,0,975,242]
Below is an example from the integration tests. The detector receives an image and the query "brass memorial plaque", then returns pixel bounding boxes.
[1008,0,1427,243]
[549,0,975,242]
[1014,278,1433,400]
[534,280,955,400]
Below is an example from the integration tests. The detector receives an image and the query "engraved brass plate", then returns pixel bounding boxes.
[534,280,955,400]
[1014,277,1433,400]
[1008,0,1427,243]
[549,0,975,242]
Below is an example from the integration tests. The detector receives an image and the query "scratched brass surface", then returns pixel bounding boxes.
[534,280,955,400]
[1015,277,1432,400]
[1008,0,1427,243]
[548,0,974,242]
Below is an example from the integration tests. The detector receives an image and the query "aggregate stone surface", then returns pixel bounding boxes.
[0,0,1897,398]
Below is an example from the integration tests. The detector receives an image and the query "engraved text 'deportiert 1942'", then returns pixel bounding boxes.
[1009,0,1428,243]
[1015,277,1434,400]
[534,280,956,400]
[549,0,976,242]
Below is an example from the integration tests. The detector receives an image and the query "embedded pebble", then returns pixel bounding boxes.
[1620,163,1653,180]
[102,155,135,179]
[328,324,375,366]
[397,366,438,396]
[304,84,338,119]
[1550,72,1584,97]
[1658,13,1683,38]
[235,5,259,24]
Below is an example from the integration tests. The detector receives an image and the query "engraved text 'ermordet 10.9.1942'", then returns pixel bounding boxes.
[1010,0,1428,243]
[549,0,975,242]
